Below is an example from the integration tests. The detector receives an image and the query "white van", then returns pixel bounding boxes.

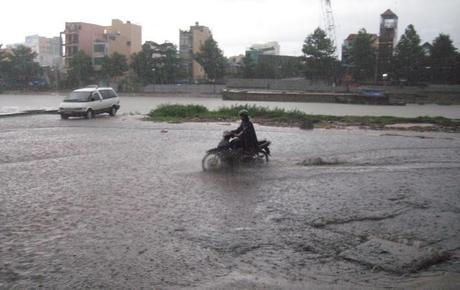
[59,87,120,119]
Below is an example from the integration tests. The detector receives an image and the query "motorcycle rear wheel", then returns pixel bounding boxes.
[256,151,269,163]
[202,152,223,171]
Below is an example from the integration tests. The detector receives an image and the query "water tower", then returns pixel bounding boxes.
[378,9,398,79]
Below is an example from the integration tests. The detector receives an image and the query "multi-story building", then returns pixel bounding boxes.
[62,22,105,66]
[249,42,280,56]
[341,33,379,65]
[377,9,398,78]
[105,19,142,58]
[25,35,62,68]
[62,19,142,69]
[179,22,212,82]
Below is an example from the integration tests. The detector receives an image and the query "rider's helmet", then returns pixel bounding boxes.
[239,109,249,117]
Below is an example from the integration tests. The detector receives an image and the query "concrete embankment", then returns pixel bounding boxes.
[222,90,396,105]
[0,109,58,118]
[225,79,460,105]
[222,89,460,105]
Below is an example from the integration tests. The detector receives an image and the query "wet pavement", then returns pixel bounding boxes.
[1,114,460,289]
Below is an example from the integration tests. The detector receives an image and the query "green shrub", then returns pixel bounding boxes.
[149,104,208,118]
[146,104,459,128]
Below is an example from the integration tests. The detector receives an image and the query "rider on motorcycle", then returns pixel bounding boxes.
[231,109,258,155]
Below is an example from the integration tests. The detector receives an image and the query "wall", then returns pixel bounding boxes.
[143,84,225,94]
[227,78,340,92]
[225,79,460,104]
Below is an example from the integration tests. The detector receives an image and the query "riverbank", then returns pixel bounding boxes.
[222,89,460,105]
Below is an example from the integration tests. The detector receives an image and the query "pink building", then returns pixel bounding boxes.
[62,20,142,69]
[63,22,105,65]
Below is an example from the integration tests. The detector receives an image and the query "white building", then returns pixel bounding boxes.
[249,41,280,55]
[25,35,63,68]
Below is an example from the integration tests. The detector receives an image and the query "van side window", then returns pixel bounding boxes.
[100,90,114,99]
[109,90,117,98]
[88,92,96,101]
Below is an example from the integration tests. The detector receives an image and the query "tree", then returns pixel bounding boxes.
[67,50,94,87]
[0,44,7,90]
[131,41,183,85]
[349,28,376,81]
[130,44,153,85]
[194,37,226,81]
[100,52,128,80]
[302,27,337,81]
[241,54,257,78]
[392,25,425,82]
[430,34,458,83]
[0,45,7,79]
[153,42,183,84]
[1,45,42,89]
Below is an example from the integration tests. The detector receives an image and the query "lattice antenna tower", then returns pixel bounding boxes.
[320,0,337,52]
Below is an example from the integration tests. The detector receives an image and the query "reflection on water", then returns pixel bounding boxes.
[1,93,459,118]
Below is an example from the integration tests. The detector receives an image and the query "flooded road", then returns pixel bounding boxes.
[1,93,460,118]
[1,115,459,289]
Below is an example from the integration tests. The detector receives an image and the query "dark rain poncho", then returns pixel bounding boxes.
[232,119,258,153]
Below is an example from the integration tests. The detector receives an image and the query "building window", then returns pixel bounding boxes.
[94,44,106,53]
[127,41,131,46]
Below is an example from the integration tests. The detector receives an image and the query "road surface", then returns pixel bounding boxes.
[1,114,459,289]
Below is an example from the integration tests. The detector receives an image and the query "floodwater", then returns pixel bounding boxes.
[1,114,459,289]
[1,93,460,118]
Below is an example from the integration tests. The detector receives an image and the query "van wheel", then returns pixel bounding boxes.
[85,109,94,119]
[109,106,117,116]
[60,114,69,120]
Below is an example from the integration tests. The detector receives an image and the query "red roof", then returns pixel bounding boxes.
[345,33,378,42]
[381,9,398,18]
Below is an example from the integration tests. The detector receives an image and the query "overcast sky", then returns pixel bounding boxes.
[2,0,459,57]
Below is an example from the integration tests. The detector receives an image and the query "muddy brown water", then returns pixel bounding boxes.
[2,93,460,118]
[1,115,459,289]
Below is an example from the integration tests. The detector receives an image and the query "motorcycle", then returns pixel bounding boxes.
[202,131,271,171]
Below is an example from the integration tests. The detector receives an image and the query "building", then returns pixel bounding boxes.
[421,42,433,57]
[246,42,281,67]
[244,46,303,79]
[377,9,398,78]
[341,33,379,65]
[62,22,105,66]
[249,41,280,55]
[179,22,212,82]
[227,55,245,76]
[25,35,62,68]
[62,20,142,69]
[102,19,142,62]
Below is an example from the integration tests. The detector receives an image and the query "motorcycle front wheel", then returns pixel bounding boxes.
[257,150,269,163]
[202,152,223,171]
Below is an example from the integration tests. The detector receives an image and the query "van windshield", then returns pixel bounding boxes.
[64,92,92,102]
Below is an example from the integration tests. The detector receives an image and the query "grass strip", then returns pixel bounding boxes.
[147,104,460,130]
